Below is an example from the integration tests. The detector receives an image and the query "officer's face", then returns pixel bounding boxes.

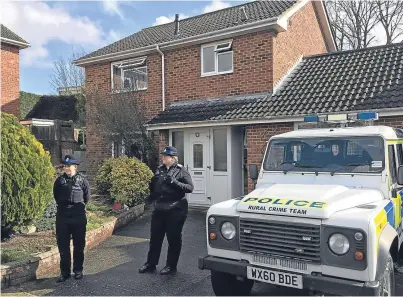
[162,155,174,167]
[63,164,77,176]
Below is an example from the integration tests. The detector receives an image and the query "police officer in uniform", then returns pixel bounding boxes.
[139,146,194,275]
[53,155,90,282]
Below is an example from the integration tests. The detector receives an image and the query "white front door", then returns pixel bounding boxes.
[187,130,211,205]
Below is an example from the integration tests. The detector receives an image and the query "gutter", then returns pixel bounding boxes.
[145,107,403,131]
[73,16,281,66]
[156,45,166,111]
[1,37,30,49]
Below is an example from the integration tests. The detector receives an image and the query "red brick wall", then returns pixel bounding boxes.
[273,1,328,85]
[1,44,20,117]
[165,31,274,103]
[376,116,403,128]
[84,54,163,180]
[246,123,294,193]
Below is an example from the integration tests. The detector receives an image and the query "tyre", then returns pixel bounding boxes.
[211,270,254,296]
[379,253,395,296]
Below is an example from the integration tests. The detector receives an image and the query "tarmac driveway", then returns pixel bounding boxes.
[3,208,403,296]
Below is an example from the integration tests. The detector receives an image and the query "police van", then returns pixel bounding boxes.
[198,112,403,296]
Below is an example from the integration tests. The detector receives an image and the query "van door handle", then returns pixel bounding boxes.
[207,166,211,169]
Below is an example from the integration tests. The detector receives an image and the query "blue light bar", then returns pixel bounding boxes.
[304,115,319,122]
[357,112,378,120]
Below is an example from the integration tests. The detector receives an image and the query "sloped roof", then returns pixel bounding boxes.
[148,42,403,126]
[1,24,29,48]
[76,0,297,61]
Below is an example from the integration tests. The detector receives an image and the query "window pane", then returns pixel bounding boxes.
[216,42,231,51]
[193,144,203,168]
[217,51,233,73]
[202,46,215,73]
[397,144,403,165]
[123,66,148,90]
[172,131,184,165]
[214,129,227,172]
[389,145,397,183]
[112,65,122,90]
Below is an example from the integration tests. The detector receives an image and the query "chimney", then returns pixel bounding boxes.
[174,14,179,35]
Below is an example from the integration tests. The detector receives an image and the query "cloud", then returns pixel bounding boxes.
[102,0,124,20]
[203,0,231,13]
[153,13,189,26]
[1,1,108,68]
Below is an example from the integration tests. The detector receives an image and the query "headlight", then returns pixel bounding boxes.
[329,233,350,255]
[221,222,236,240]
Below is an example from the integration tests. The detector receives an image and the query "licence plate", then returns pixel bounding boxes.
[247,266,303,289]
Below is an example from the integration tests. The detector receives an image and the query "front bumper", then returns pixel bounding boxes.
[198,255,380,296]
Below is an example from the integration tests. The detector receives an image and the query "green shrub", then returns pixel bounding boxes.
[1,249,31,264]
[95,156,153,207]
[1,113,55,228]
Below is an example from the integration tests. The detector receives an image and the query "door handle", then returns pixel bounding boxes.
[207,166,211,169]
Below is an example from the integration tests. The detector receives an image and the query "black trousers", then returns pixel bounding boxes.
[56,213,87,276]
[147,207,187,268]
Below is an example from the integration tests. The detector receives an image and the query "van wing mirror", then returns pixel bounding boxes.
[398,165,403,185]
[249,164,259,181]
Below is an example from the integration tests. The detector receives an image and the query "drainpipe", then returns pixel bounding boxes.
[156,45,165,111]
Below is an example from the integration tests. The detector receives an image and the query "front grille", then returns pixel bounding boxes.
[240,219,321,263]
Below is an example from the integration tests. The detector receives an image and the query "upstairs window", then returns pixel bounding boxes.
[201,40,233,76]
[111,57,148,91]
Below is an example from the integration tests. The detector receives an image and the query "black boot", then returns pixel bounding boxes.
[74,272,83,280]
[160,266,177,275]
[139,263,156,273]
[56,274,70,283]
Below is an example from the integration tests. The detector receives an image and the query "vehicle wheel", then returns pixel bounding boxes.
[211,271,254,296]
[379,253,395,296]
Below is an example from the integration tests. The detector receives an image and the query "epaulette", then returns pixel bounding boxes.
[177,164,183,168]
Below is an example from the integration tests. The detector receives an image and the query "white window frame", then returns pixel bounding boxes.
[111,57,148,92]
[201,40,233,77]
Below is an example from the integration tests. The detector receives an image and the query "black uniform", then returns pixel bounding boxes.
[146,162,194,270]
[53,172,90,277]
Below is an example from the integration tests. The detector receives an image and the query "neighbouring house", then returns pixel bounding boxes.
[1,24,29,117]
[74,0,403,207]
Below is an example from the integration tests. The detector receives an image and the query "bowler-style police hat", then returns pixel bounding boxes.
[161,146,178,157]
[62,154,80,165]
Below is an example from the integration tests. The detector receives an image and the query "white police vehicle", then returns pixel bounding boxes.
[199,112,403,296]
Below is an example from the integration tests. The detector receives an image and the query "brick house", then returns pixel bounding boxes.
[74,0,403,207]
[1,24,29,117]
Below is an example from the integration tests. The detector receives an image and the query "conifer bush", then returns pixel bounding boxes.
[95,156,153,207]
[1,113,55,228]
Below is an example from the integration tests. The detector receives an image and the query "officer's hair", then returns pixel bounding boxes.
[173,156,179,163]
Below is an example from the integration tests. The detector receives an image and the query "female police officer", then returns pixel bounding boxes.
[53,155,90,282]
[139,146,194,275]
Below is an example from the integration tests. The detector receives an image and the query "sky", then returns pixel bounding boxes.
[0,0,398,95]
[1,0,248,95]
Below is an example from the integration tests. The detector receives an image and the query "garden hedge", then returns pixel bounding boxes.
[1,113,55,228]
[95,156,153,207]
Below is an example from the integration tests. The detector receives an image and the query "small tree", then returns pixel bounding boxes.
[49,49,86,128]
[88,86,158,168]
[326,0,379,50]
[1,113,55,228]
[376,0,403,44]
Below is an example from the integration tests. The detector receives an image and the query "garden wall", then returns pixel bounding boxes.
[1,204,144,289]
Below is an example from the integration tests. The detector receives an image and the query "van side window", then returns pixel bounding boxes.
[388,145,397,184]
[397,144,403,166]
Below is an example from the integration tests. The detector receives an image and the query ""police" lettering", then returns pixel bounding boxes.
[242,197,327,209]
